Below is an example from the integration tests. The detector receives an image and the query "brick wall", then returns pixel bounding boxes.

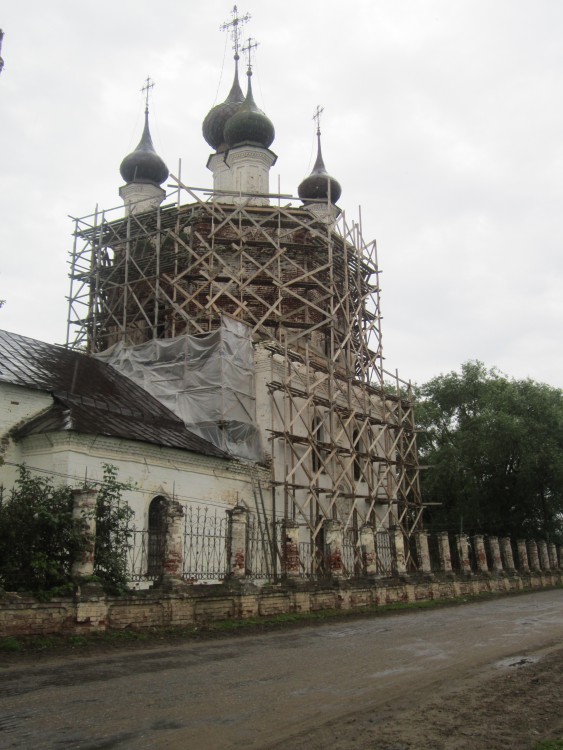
[1,571,561,639]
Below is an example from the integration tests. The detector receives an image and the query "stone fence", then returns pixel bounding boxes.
[1,492,561,639]
[1,569,561,639]
[125,497,562,585]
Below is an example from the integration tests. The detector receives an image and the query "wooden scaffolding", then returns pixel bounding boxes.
[67,181,422,574]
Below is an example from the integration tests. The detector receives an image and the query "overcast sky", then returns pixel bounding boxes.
[1,1,562,388]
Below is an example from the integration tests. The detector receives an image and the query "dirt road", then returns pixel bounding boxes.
[0,589,562,749]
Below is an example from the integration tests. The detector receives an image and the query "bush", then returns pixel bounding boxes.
[0,464,133,595]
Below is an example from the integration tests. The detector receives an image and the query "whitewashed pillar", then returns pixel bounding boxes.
[71,488,98,578]
[528,540,541,572]
[437,531,452,573]
[391,526,407,575]
[360,524,378,576]
[324,520,344,578]
[161,500,185,583]
[500,537,515,572]
[488,536,503,573]
[415,531,432,574]
[538,540,550,570]
[281,520,300,578]
[228,507,249,578]
[548,543,558,570]
[517,539,529,572]
[455,534,472,575]
[473,535,489,574]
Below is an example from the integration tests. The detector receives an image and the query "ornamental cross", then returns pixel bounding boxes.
[313,104,324,135]
[221,5,251,59]
[141,76,155,111]
[242,37,259,69]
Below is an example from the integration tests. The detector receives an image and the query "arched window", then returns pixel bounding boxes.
[147,496,167,577]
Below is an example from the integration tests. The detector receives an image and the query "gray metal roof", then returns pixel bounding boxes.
[0,329,229,458]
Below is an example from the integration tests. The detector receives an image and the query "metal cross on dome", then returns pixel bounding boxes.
[221,5,251,59]
[313,104,324,136]
[242,37,259,70]
[141,76,155,112]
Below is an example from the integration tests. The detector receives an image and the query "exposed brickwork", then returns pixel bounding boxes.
[1,572,562,639]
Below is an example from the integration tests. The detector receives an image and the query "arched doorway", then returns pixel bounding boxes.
[147,496,167,577]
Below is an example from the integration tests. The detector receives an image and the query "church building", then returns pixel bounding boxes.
[0,8,421,583]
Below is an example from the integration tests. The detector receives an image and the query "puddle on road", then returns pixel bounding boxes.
[494,655,541,669]
[369,665,422,680]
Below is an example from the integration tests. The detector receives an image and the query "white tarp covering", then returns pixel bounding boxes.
[95,317,262,462]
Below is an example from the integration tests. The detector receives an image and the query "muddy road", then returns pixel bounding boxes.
[0,589,562,749]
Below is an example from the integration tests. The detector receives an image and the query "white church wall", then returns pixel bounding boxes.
[14,431,257,529]
[0,383,53,490]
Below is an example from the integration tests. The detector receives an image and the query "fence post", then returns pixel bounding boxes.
[437,531,452,573]
[324,520,344,578]
[415,531,432,574]
[517,539,529,572]
[538,540,550,571]
[281,519,300,578]
[360,524,377,576]
[527,540,541,573]
[548,543,558,570]
[472,535,489,574]
[227,506,249,578]
[500,537,515,572]
[455,533,472,575]
[391,526,407,576]
[488,536,503,574]
[71,488,98,579]
[159,499,186,587]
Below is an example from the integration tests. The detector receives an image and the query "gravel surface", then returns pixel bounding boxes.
[0,589,562,749]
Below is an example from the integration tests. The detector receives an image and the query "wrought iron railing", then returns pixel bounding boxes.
[182,505,229,582]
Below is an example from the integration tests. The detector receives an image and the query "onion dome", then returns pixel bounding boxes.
[223,68,275,149]
[119,109,169,186]
[202,56,245,151]
[298,129,342,204]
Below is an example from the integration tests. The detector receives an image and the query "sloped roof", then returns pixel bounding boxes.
[0,329,228,458]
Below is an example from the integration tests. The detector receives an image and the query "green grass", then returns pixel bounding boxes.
[534,741,563,749]
[0,636,21,652]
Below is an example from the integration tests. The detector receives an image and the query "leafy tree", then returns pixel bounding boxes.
[93,464,134,593]
[416,362,563,542]
[0,464,133,594]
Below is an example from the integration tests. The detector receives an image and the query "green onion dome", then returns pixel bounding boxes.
[298,131,341,204]
[223,69,275,149]
[119,110,169,186]
[202,57,245,151]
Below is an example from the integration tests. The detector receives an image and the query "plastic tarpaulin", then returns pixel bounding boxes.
[95,318,262,461]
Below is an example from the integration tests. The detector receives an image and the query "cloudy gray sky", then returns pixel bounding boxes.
[1,0,562,388]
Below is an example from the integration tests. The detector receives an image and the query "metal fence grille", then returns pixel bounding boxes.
[247,516,279,579]
[127,529,160,582]
[126,506,401,584]
[182,505,229,582]
[375,530,393,576]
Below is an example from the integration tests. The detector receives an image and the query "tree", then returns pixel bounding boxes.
[416,362,563,542]
[93,464,134,593]
[0,464,133,593]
